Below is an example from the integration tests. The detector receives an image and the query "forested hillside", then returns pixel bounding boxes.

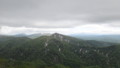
[0,33,119,68]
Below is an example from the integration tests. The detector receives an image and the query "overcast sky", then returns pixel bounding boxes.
[0,0,120,35]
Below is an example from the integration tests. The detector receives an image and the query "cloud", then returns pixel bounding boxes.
[1,24,120,35]
[0,0,120,27]
[0,0,120,34]
[0,26,70,35]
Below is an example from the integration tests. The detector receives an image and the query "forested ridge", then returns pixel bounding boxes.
[0,33,119,68]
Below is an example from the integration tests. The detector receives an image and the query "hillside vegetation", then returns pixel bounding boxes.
[0,33,119,68]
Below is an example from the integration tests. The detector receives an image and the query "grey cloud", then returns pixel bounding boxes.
[0,0,120,28]
[86,11,120,22]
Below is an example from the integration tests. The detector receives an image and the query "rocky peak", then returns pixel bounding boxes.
[52,33,64,40]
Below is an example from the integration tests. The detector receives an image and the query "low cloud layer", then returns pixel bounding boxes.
[0,0,120,34]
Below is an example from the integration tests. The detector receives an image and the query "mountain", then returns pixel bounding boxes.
[70,34,120,43]
[14,34,27,37]
[14,33,51,39]
[0,33,119,68]
[28,33,51,39]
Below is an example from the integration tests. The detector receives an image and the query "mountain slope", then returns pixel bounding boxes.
[71,34,120,43]
[0,33,119,68]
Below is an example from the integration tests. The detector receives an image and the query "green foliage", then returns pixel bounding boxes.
[0,33,120,68]
[82,66,101,68]
[48,64,70,68]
